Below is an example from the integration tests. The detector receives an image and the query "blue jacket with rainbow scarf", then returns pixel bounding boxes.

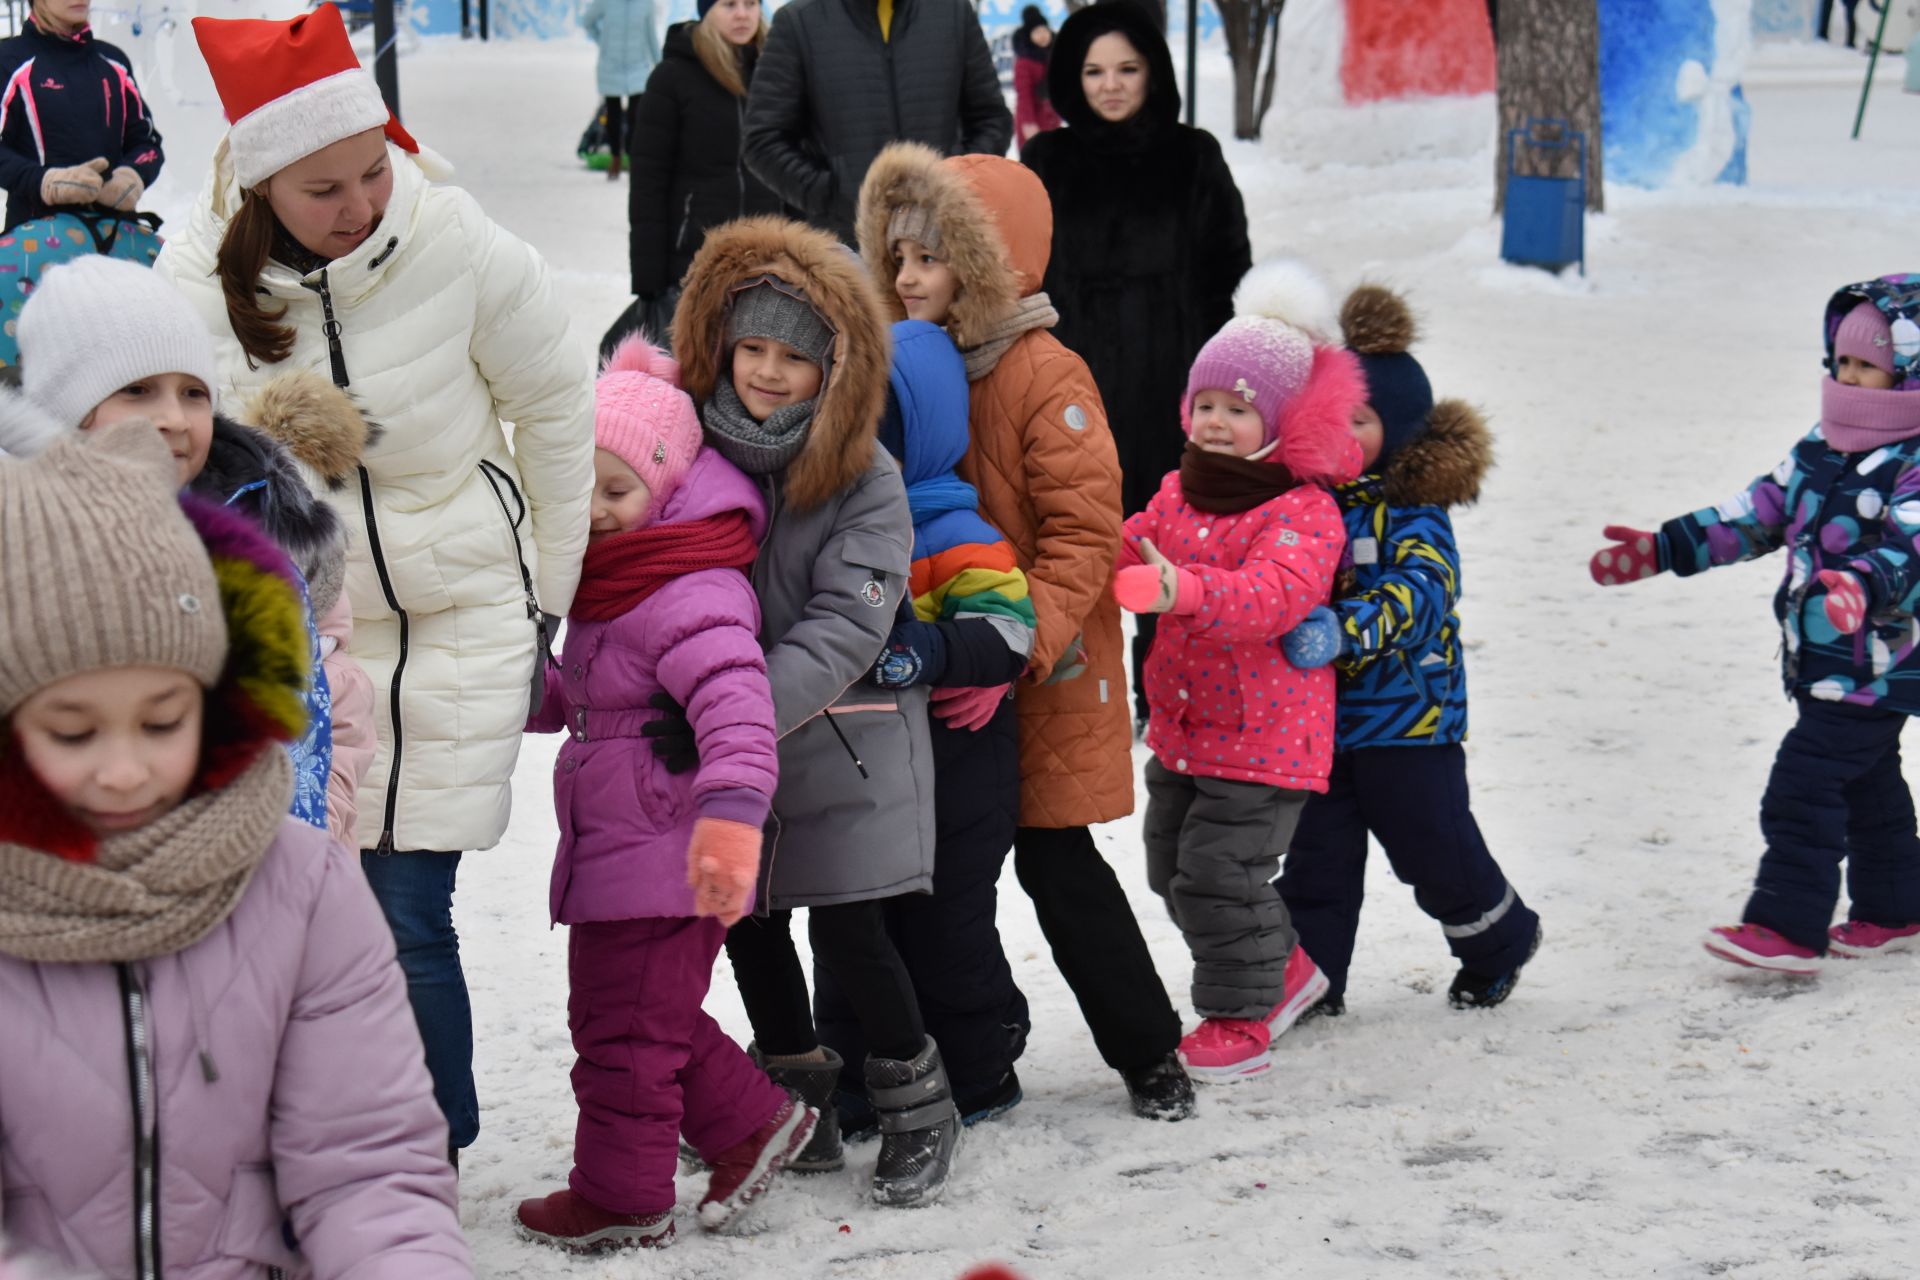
[874,320,1036,691]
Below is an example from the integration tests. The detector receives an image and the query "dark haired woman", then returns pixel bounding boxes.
[155,4,593,1159]
[617,0,783,350]
[1022,1,1250,727]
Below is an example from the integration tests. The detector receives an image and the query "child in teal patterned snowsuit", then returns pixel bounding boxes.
[1591,274,1920,972]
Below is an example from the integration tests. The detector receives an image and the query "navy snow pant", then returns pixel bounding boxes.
[1744,695,1920,953]
[1277,745,1538,1004]
[816,708,1030,1117]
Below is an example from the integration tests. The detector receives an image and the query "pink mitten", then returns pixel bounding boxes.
[1114,563,1176,613]
[1814,569,1868,634]
[686,817,761,926]
[930,683,1011,732]
[1589,525,1666,586]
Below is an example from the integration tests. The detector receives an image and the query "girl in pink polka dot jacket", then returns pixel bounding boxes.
[1112,261,1365,1084]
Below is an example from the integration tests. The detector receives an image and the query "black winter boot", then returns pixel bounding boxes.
[865,1037,961,1207]
[1122,1052,1196,1121]
[761,1046,846,1174]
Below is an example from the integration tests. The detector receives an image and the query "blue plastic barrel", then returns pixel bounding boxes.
[1500,118,1586,276]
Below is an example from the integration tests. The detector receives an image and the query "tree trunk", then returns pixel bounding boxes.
[1218,0,1285,139]
[1494,0,1603,213]
[1256,8,1281,123]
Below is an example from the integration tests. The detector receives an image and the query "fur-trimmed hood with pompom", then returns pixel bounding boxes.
[1338,282,1490,508]
[856,142,1050,351]
[672,215,892,512]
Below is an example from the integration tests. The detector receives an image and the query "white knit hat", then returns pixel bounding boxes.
[18,257,219,430]
[192,5,426,191]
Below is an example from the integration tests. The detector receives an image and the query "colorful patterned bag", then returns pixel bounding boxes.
[0,211,165,367]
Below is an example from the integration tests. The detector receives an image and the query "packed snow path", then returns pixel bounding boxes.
[145,35,1920,1279]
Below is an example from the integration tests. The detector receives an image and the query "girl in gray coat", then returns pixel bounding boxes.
[671,215,952,1207]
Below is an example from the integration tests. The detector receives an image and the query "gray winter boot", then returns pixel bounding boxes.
[760,1045,846,1174]
[865,1037,960,1208]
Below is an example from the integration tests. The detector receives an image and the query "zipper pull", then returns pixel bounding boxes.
[824,711,869,779]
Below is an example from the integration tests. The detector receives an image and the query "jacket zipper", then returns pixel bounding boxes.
[300,270,351,388]
[882,34,903,140]
[672,191,695,253]
[119,963,161,1280]
[358,465,410,855]
[736,97,748,216]
[479,460,553,666]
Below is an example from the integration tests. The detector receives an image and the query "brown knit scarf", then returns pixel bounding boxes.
[1178,441,1301,514]
[0,749,292,963]
[963,293,1061,381]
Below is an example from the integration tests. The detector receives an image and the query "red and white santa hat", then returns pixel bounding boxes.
[192,3,427,190]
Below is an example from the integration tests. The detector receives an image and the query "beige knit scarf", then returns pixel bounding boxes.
[0,749,292,964]
[963,293,1062,382]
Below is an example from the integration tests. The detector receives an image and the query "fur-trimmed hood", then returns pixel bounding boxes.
[242,369,380,493]
[671,215,891,512]
[1381,398,1490,508]
[856,143,1051,351]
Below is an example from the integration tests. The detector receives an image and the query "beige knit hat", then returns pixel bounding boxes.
[0,414,228,716]
[887,204,942,255]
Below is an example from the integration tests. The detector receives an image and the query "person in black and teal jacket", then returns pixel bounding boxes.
[1590,274,1920,975]
[1276,284,1541,1015]
[814,318,1036,1131]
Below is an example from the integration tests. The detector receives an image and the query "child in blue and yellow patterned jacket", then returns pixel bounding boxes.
[1278,284,1541,1015]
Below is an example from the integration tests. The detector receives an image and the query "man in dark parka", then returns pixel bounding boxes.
[741,0,1012,244]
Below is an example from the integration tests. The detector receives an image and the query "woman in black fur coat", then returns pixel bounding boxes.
[1022,0,1251,723]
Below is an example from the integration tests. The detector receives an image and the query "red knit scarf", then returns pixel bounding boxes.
[570,511,760,622]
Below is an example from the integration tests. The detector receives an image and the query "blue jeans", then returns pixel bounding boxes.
[360,850,479,1148]
[1746,696,1920,953]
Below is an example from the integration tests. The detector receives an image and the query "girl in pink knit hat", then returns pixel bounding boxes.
[515,335,814,1252]
[1112,260,1365,1083]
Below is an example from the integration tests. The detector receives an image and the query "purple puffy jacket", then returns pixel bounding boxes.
[0,820,470,1279]
[530,447,777,925]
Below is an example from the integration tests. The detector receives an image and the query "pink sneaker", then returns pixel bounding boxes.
[1828,920,1920,958]
[1265,946,1331,1040]
[1703,924,1821,975]
[1178,1017,1272,1083]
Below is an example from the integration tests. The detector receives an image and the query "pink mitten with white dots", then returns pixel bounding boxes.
[1589,525,1666,586]
[1813,569,1868,634]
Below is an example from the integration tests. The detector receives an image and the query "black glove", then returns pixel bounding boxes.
[642,691,698,774]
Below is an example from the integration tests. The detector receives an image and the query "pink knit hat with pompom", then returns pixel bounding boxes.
[597,334,703,514]
[1182,260,1366,484]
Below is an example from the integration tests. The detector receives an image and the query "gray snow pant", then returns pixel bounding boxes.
[1143,757,1309,1020]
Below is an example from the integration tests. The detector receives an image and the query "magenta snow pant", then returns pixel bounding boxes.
[568,915,786,1214]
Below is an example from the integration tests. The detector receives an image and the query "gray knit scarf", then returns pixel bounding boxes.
[0,750,292,964]
[963,293,1061,382]
[701,377,818,476]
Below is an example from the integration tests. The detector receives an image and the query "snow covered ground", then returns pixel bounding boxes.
[152,34,1920,1278]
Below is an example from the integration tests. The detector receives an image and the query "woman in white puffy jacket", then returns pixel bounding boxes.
[156,6,593,1157]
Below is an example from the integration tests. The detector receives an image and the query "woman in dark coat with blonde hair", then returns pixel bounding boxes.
[1021,0,1250,724]
[617,0,783,349]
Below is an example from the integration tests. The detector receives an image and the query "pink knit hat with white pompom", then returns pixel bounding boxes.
[596,334,703,514]
[1183,259,1367,484]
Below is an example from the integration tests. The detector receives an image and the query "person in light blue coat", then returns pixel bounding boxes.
[585,0,662,180]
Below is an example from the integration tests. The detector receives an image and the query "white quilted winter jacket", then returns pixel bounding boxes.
[158,142,594,855]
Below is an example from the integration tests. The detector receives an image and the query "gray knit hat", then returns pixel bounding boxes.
[0,415,227,716]
[887,204,942,255]
[726,277,836,367]
[19,256,220,431]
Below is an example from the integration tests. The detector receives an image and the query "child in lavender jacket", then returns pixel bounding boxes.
[515,338,814,1254]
